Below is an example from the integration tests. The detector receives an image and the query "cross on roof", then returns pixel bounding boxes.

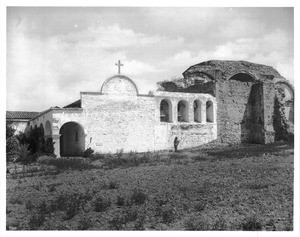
[115,60,124,75]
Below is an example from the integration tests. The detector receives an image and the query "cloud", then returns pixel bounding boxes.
[162,29,293,84]
[7,24,167,111]
[218,18,266,39]
[6,9,294,111]
[62,24,163,49]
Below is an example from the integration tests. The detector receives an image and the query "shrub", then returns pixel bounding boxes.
[125,207,139,222]
[134,215,146,230]
[160,204,176,224]
[212,216,228,230]
[184,214,210,230]
[94,196,111,212]
[241,216,262,231]
[17,127,55,157]
[194,202,206,212]
[90,152,107,161]
[6,136,20,162]
[77,217,93,230]
[245,183,269,190]
[43,157,97,171]
[37,155,55,165]
[16,144,31,164]
[108,213,126,230]
[82,147,94,158]
[47,182,62,192]
[49,193,92,219]
[25,200,34,211]
[116,149,124,159]
[116,196,126,206]
[28,213,45,230]
[6,121,16,139]
[108,180,119,189]
[130,189,147,205]
[41,138,56,157]
[102,152,151,170]
[38,200,50,214]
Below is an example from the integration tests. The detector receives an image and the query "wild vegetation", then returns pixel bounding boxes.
[6,141,293,230]
[6,122,55,165]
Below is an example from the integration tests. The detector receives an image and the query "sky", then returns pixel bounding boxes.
[6,7,294,112]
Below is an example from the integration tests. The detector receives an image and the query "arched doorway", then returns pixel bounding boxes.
[59,122,85,157]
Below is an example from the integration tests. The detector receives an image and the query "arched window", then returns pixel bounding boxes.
[178,100,189,122]
[206,100,214,123]
[194,100,201,123]
[160,99,172,122]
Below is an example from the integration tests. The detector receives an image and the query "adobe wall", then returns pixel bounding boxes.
[80,90,217,153]
[181,60,278,144]
[81,93,156,153]
[215,80,254,144]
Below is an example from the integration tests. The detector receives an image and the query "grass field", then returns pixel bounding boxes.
[6,142,294,230]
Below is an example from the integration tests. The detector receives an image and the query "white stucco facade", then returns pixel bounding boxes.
[29,75,217,157]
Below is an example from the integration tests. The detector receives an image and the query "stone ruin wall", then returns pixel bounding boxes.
[160,60,292,145]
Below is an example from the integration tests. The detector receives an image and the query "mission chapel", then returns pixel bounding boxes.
[21,60,293,157]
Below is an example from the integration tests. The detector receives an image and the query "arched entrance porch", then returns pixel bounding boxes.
[59,121,85,157]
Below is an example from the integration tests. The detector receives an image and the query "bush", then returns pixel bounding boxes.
[28,213,45,230]
[108,180,119,189]
[90,152,108,161]
[6,121,16,139]
[94,196,111,212]
[130,189,147,205]
[25,200,34,211]
[194,202,206,212]
[42,157,97,171]
[116,196,126,206]
[38,200,50,214]
[184,214,210,230]
[6,136,20,162]
[160,204,176,224]
[16,144,31,164]
[102,151,151,170]
[37,155,55,165]
[77,217,93,230]
[125,207,139,222]
[108,212,127,230]
[134,214,146,230]
[18,127,55,157]
[82,147,94,158]
[41,138,56,157]
[49,193,92,220]
[241,216,262,231]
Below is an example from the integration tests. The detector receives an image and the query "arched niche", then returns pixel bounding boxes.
[178,100,189,122]
[160,99,172,122]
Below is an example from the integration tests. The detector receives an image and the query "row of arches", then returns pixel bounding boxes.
[160,99,214,123]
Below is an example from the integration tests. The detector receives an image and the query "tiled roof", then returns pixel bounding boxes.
[6,111,40,120]
[63,99,81,108]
